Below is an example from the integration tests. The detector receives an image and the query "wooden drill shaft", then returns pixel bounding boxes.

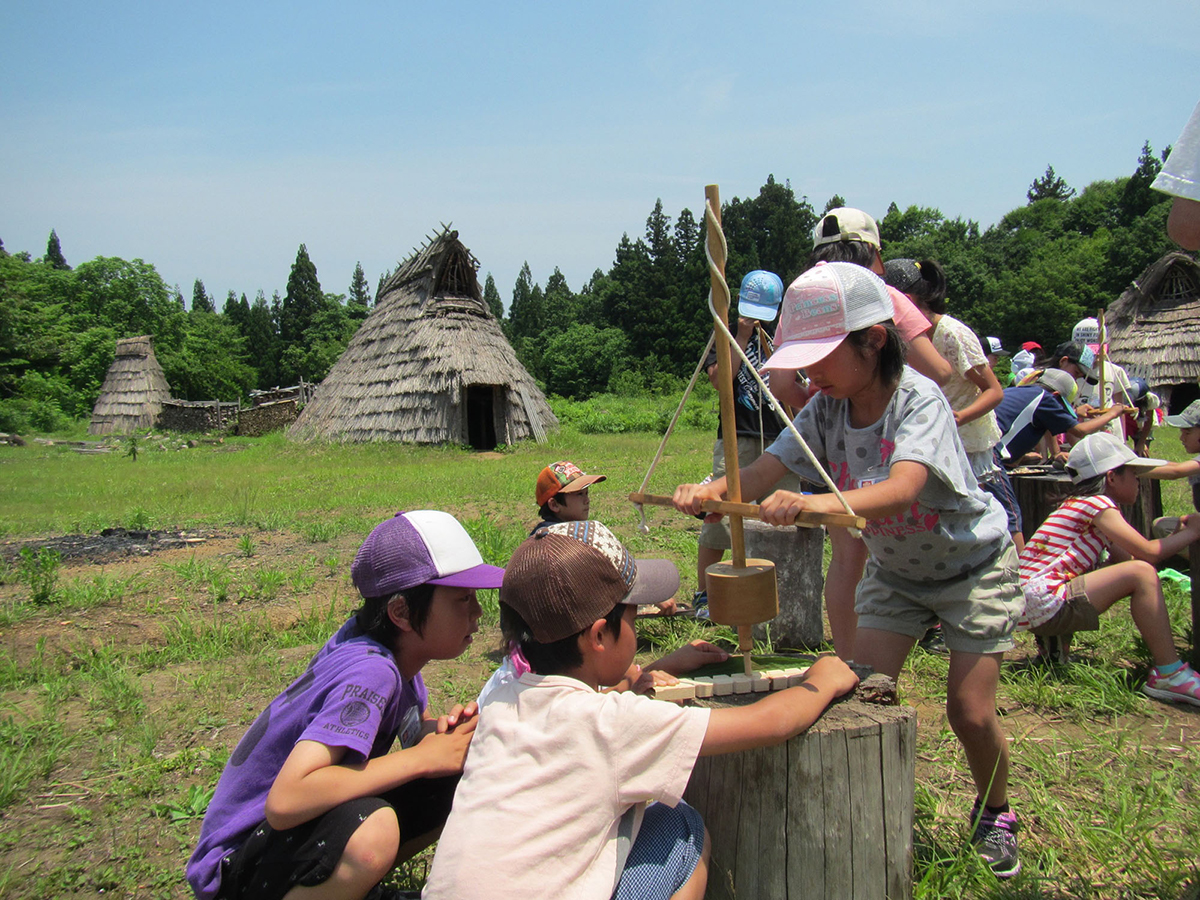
[629,492,866,531]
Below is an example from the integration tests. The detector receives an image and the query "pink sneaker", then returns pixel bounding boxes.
[1142,664,1200,708]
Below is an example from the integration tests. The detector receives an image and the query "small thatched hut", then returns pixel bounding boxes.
[1108,251,1200,414]
[289,228,556,448]
[88,335,172,435]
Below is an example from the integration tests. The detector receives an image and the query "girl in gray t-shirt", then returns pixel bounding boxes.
[672,261,1024,878]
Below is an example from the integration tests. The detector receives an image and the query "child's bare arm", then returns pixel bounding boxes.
[1093,508,1200,563]
[1066,405,1128,440]
[673,453,791,516]
[953,364,1004,427]
[907,334,953,386]
[698,656,858,756]
[1145,459,1200,480]
[418,702,478,738]
[646,640,730,677]
[264,719,477,831]
[758,460,928,524]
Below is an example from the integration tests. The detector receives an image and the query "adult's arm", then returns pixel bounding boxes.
[1168,197,1200,250]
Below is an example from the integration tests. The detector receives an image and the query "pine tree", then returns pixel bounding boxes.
[191,279,214,313]
[348,261,372,321]
[246,290,281,388]
[507,262,541,339]
[483,273,504,320]
[279,244,322,345]
[223,290,252,336]
[822,195,847,214]
[45,230,70,270]
[1119,141,1166,224]
[543,268,574,325]
[1027,165,1075,203]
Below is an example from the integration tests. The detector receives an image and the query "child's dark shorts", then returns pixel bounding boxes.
[217,775,458,900]
[613,801,705,900]
[1030,578,1101,637]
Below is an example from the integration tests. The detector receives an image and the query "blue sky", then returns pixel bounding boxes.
[2,1,1198,311]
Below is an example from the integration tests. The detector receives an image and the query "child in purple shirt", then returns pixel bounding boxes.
[187,510,503,900]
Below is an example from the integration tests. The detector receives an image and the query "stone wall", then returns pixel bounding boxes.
[237,399,298,436]
[156,400,238,433]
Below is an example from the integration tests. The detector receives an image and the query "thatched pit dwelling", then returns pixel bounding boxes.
[289,228,556,449]
[88,335,171,435]
[1107,251,1200,415]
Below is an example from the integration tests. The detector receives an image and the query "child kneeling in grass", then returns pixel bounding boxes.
[1019,432,1200,706]
[423,520,857,900]
[187,511,501,900]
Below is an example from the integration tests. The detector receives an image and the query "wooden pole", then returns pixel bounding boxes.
[1192,543,1200,669]
[705,184,754,676]
[628,492,865,531]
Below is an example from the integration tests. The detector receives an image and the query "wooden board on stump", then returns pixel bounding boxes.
[684,698,916,900]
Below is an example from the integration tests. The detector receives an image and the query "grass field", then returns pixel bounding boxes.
[1,416,1198,899]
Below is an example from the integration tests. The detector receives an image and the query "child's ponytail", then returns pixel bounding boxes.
[883,258,948,314]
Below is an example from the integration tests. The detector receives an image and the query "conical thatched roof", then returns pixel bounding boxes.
[88,336,172,435]
[289,227,556,447]
[1107,251,1200,391]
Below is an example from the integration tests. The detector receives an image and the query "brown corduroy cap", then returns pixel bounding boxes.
[500,521,679,643]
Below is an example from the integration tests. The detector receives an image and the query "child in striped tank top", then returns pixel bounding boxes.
[1019,433,1200,706]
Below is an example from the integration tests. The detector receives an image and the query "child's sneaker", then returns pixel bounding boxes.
[692,590,710,620]
[1034,633,1071,665]
[970,800,1021,878]
[1142,663,1200,708]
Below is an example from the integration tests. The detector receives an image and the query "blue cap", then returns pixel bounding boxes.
[737,270,785,322]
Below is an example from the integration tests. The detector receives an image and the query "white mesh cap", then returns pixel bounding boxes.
[1066,432,1166,484]
[764,262,894,370]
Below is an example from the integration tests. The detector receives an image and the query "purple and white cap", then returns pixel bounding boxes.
[352,510,504,598]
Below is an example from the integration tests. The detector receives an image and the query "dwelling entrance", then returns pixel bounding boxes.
[466,384,498,450]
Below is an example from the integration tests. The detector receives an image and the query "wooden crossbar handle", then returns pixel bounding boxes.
[629,492,865,531]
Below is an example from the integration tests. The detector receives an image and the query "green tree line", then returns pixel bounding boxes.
[0,141,1182,432]
[504,145,1178,399]
[0,241,371,431]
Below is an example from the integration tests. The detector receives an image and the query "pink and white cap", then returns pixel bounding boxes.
[764,262,894,370]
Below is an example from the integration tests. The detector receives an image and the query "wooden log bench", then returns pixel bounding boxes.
[683,684,916,900]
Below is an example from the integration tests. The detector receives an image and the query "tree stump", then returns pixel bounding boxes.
[743,518,824,649]
[683,692,916,900]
